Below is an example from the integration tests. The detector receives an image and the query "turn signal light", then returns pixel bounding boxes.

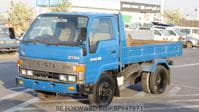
[73,65,86,73]
[17,59,23,65]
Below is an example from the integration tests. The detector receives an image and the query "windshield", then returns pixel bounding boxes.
[174,29,186,36]
[0,27,9,38]
[23,14,88,45]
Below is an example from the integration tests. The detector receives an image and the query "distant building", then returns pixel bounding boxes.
[0,0,161,24]
[120,0,161,24]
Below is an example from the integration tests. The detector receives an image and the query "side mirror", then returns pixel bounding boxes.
[80,27,87,41]
[8,27,16,39]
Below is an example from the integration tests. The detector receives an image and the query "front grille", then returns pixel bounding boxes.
[33,71,60,81]
[20,57,78,75]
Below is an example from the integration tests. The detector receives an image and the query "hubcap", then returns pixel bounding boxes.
[156,74,161,85]
[98,81,112,104]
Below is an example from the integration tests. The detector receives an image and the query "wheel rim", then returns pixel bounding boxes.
[156,74,161,85]
[98,80,112,104]
[156,70,166,91]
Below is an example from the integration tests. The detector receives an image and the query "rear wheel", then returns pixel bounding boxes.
[37,91,57,100]
[88,74,115,106]
[149,65,168,94]
[186,42,193,48]
[141,72,151,94]
[141,65,168,94]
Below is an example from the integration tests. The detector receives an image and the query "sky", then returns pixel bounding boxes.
[166,0,199,9]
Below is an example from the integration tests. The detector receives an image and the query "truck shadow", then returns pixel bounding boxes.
[127,82,143,92]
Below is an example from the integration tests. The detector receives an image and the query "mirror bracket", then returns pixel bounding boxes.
[80,27,87,41]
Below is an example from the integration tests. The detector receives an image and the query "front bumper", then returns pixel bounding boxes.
[0,44,19,51]
[16,77,94,95]
[16,77,78,94]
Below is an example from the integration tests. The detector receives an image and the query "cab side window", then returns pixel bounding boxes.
[89,18,113,53]
[154,30,161,36]
[167,30,176,36]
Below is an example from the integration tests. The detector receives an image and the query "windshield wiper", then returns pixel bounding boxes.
[22,39,50,44]
[22,39,83,46]
[48,41,83,46]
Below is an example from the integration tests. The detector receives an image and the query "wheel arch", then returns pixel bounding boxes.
[101,70,120,97]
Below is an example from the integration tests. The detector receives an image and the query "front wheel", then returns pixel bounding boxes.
[88,74,115,106]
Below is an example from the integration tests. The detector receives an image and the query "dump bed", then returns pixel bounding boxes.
[121,38,183,65]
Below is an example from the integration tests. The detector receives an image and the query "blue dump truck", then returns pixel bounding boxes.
[9,12,182,105]
[0,25,19,51]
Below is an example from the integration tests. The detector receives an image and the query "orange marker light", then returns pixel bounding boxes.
[74,65,86,73]
[17,59,23,65]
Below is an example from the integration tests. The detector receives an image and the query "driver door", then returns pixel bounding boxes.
[86,16,119,84]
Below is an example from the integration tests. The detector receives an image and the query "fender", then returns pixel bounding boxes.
[142,59,170,73]
[86,62,119,84]
[98,62,118,78]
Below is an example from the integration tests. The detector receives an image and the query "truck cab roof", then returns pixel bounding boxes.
[41,12,117,17]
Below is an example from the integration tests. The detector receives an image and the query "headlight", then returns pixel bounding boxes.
[68,75,76,82]
[59,75,67,81]
[16,41,20,44]
[21,69,26,75]
[27,70,33,76]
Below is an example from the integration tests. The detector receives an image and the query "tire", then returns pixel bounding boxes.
[149,65,168,94]
[88,74,115,106]
[141,72,151,94]
[186,42,193,48]
[37,91,57,100]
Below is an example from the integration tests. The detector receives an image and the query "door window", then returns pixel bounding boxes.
[154,30,161,36]
[167,30,176,36]
[89,17,113,53]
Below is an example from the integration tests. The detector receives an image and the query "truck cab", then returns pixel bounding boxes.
[13,12,183,105]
